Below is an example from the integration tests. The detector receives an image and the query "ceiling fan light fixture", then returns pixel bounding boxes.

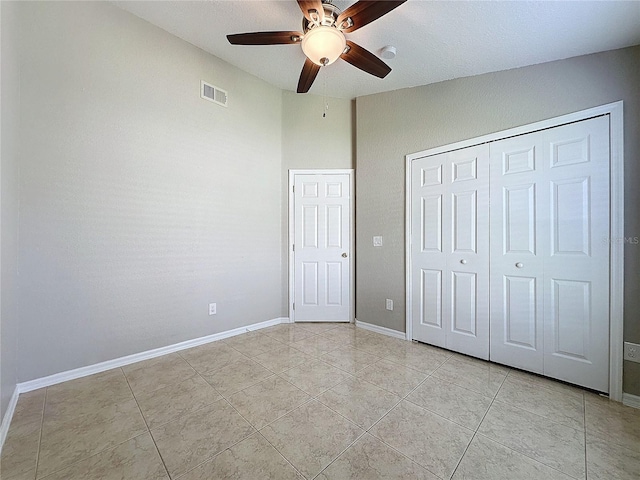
[301,26,346,66]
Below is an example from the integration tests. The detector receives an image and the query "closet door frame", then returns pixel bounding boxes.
[405,101,624,401]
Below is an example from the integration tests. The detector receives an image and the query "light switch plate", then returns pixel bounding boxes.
[373,236,383,247]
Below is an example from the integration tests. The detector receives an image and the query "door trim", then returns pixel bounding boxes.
[405,101,624,401]
[288,169,355,323]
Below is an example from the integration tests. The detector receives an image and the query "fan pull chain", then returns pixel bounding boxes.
[322,67,329,118]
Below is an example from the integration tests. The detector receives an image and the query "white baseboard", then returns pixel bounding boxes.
[355,319,407,340]
[0,386,20,455]
[17,317,285,394]
[622,392,640,409]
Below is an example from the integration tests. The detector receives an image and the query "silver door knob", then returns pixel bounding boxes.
[460,259,467,264]
[515,262,524,268]
[342,253,348,258]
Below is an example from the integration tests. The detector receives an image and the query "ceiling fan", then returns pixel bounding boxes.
[227,0,407,93]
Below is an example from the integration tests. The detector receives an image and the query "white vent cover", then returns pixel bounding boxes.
[201,80,228,107]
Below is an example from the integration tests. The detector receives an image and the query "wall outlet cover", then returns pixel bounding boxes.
[385,299,393,311]
[208,303,217,315]
[624,342,640,363]
[373,236,383,247]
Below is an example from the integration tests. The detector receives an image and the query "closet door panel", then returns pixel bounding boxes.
[411,154,448,348]
[445,146,490,359]
[411,145,489,359]
[542,115,610,392]
[489,136,546,374]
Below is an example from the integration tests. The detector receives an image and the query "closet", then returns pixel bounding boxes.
[409,114,611,392]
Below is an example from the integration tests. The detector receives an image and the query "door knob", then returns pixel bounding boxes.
[342,252,348,258]
[460,259,467,264]
[515,262,524,268]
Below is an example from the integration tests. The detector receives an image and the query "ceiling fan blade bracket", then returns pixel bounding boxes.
[338,18,354,31]
[297,0,325,24]
[309,10,322,26]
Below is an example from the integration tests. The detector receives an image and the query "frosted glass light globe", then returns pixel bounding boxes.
[301,26,346,66]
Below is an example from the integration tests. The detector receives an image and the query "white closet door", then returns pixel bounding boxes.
[489,134,546,373]
[542,116,610,391]
[411,145,490,359]
[490,115,610,391]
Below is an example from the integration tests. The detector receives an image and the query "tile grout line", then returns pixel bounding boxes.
[177,345,315,478]
[252,430,307,479]
[32,358,158,479]
[345,363,449,479]
[218,396,308,479]
[33,387,48,480]
[135,359,260,479]
[310,429,369,480]
[448,365,510,479]
[121,366,172,479]
[487,369,588,480]
[36,431,155,480]
[244,337,379,480]
[467,396,587,480]
[170,420,255,479]
[254,426,311,479]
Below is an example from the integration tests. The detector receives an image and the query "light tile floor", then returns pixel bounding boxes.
[2,322,639,479]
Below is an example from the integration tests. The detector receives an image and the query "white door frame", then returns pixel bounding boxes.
[289,169,355,323]
[405,101,624,401]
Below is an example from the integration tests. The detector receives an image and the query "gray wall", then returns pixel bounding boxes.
[281,91,355,312]
[1,1,21,419]
[15,1,284,382]
[355,46,640,395]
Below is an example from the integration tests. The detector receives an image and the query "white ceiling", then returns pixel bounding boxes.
[114,1,640,99]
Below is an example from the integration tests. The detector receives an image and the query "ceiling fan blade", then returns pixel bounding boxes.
[337,0,406,33]
[297,58,321,93]
[297,0,325,23]
[340,40,391,78]
[227,31,303,45]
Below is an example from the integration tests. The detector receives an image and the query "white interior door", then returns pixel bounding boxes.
[411,145,490,359]
[292,173,352,322]
[489,133,546,374]
[490,115,610,391]
[541,116,610,391]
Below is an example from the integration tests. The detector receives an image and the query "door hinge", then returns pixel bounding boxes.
[293,303,295,310]
[292,185,295,193]
[292,244,295,251]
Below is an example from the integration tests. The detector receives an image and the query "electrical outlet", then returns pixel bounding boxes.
[373,236,383,247]
[385,298,393,311]
[624,342,640,363]
[208,303,217,315]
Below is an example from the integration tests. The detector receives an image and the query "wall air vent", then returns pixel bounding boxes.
[201,80,228,107]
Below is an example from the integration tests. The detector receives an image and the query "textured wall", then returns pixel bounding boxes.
[1,1,21,419]
[281,91,355,312]
[356,46,640,395]
[16,1,283,382]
